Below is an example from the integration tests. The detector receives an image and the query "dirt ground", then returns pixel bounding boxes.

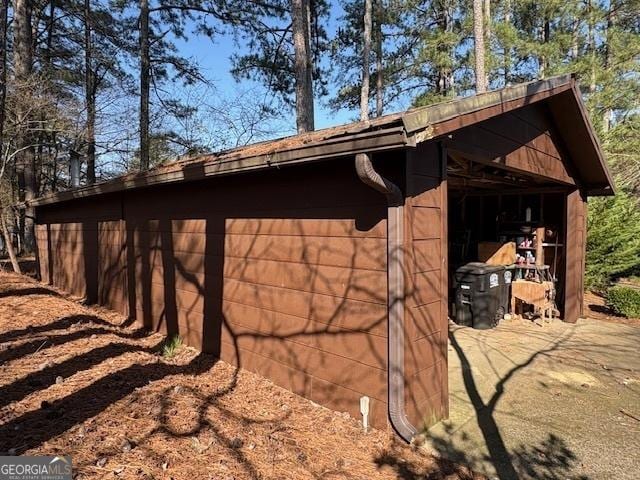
[429,317,640,479]
[583,291,640,327]
[0,272,480,480]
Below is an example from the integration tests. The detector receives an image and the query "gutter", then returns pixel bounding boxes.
[29,126,409,207]
[355,153,417,443]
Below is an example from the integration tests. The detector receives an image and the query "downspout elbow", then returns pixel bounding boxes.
[355,153,417,443]
[355,153,403,206]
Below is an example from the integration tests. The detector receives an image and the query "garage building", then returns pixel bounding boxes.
[31,74,614,441]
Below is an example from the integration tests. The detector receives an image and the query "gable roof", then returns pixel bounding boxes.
[31,74,613,207]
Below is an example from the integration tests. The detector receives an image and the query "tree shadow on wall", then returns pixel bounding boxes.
[117,159,395,410]
[8,160,397,477]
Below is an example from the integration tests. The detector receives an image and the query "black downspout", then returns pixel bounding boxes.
[355,152,417,443]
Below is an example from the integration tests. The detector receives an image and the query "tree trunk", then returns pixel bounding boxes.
[85,0,96,184]
[503,0,511,85]
[139,0,150,170]
[0,208,21,274]
[570,17,579,59]
[360,0,372,121]
[374,2,383,117]
[484,0,491,46]
[602,0,616,132]
[587,0,596,94]
[539,19,550,79]
[0,0,8,153]
[447,4,455,96]
[43,0,54,74]
[440,3,454,97]
[292,0,314,133]
[13,0,36,255]
[473,0,487,93]
[0,0,7,263]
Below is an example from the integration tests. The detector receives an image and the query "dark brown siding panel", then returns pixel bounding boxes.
[404,142,448,429]
[35,159,392,429]
[35,225,50,284]
[450,104,576,185]
[35,158,393,429]
[50,223,88,298]
[223,279,388,337]
[98,220,128,315]
[407,301,440,341]
[564,189,587,323]
[35,193,123,301]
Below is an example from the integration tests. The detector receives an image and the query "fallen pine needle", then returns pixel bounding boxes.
[620,409,640,422]
[33,340,48,354]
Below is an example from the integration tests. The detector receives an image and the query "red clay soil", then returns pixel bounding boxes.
[0,272,481,480]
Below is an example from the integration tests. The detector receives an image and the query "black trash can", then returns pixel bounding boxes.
[454,262,505,329]
[501,265,515,315]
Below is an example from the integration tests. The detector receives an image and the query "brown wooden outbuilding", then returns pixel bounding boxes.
[31,74,614,441]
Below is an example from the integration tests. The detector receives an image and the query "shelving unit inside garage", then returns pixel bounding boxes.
[448,189,569,318]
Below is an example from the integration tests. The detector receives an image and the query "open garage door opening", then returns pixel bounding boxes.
[447,168,572,327]
[442,102,590,328]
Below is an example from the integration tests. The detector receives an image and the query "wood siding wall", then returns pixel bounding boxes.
[36,196,121,300]
[448,103,576,185]
[404,142,448,429]
[98,220,128,313]
[36,159,395,429]
[36,223,89,297]
[564,189,587,323]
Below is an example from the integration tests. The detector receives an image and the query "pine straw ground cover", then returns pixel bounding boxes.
[0,272,480,480]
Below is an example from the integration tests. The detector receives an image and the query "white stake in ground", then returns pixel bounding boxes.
[360,396,370,433]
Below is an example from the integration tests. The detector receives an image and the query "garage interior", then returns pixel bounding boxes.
[446,152,571,326]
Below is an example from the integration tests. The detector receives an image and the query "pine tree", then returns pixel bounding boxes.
[330,0,400,115]
[586,191,640,288]
[409,0,468,105]
[12,0,37,254]
[231,0,329,131]
[473,0,487,92]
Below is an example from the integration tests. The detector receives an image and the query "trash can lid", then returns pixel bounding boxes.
[455,262,505,275]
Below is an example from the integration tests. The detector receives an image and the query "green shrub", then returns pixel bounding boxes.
[586,192,640,290]
[161,334,183,359]
[606,286,640,318]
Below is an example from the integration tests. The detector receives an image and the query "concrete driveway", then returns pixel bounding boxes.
[426,317,640,480]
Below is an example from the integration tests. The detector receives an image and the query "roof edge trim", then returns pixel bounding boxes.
[401,74,574,134]
[568,83,616,195]
[31,125,409,207]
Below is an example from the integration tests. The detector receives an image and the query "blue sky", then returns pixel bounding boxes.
[99,6,366,173]
[171,4,358,135]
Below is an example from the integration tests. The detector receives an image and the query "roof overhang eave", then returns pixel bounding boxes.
[31,125,411,207]
[400,74,575,136]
